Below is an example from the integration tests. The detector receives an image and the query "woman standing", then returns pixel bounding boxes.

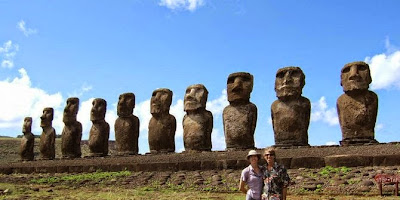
[239,150,264,200]
[262,147,290,200]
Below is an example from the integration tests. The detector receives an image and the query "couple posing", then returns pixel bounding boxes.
[239,148,290,200]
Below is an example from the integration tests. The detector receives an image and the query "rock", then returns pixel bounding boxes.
[212,175,222,182]
[303,185,317,191]
[333,180,348,186]
[357,186,371,192]
[194,179,204,185]
[343,174,355,179]
[211,181,221,186]
[361,180,374,186]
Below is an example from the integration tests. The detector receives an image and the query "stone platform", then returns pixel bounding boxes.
[1,143,400,174]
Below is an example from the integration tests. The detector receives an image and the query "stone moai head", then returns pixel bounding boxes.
[117,93,135,117]
[90,98,107,122]
[275,67,305,100]
[184,84,208,112]
[340,61,372,93]
[150,88,172,115]
[227,72,254,104]
[22,117,32,134]
[40,107,54,127]
[63,97,79,124]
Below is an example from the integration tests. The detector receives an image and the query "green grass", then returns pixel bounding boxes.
[30,170,131,184]
[1,182,398,200]
[319,166,351,176]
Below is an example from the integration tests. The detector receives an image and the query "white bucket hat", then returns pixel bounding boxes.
[246,150,261,160]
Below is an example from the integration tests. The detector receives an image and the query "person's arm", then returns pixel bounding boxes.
[281,166,290,200]
[239,179,247,194]
[282,187,287,200]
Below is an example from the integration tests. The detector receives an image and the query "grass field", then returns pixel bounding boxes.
[1,138,399,199]
[1,182,399,200]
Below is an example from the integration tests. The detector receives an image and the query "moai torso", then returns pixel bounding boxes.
[61,122,82,158]
[61,97,82,158]
[183,84,213,151]
[20,117,35,161]
[88,98,110,156]
[337,61,378,145]
[148,88,176,153]
[272,67,310,147]
[115,93,140,155]
[39,108,56,160]
[223,72,257,150]
[223,103,257,149]
[337,91,378,141]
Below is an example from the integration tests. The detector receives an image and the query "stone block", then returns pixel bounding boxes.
[325,155,373,167]
[373,155,400,166]
[291,157,324,169]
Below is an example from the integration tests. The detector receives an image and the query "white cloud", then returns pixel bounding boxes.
[17,20,37,37]
[105,104,118,140]
[0,68,64,134]
[211,128,225,150]
[0,40,19,68]
[206,89,228,116]
[68,83,93,97]
[311,96,339,126]
[376,123,384,131]
[325,141,337,145]
[159,0,204,11]
[77,98,95,139]
[365,39,400,90]
[134,99,151,133]
[170,99,184,138]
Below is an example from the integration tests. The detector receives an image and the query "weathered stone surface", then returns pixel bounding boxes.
[325,154,373,167]
[61,97,82,159]
[115,93,140,155]
[337,61,378,146]
[39,108,56,160]
[88,98,110,157]
[361,180,374,186]
[290,157,325,169]
[20,117,34,161]
[373,154,400,166]
[272,67,310,147]
[148,88,176,153]
[223,72,257,150]
[183,84,213,152]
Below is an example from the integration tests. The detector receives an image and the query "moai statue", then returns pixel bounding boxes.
[88,98,110,156]
[271,67,310,147]
[223,72,257,150]
[183,84,213,152]
[148,88,176,153]
[337,61,378,146]
[61,97,82,159]
[39,107,56,160]
[20,117,35,161]
[115,93,140,155]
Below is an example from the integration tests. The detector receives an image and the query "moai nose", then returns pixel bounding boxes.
[349,65,360,80]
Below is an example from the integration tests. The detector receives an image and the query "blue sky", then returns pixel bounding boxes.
[1,0,399,154]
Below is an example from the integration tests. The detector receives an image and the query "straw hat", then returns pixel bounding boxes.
[246,150,261,160]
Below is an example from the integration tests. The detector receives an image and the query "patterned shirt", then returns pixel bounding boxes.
[262,162,290,200]
[241,165,264,200]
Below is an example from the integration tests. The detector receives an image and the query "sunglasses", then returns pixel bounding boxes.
[264,154,275,156]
